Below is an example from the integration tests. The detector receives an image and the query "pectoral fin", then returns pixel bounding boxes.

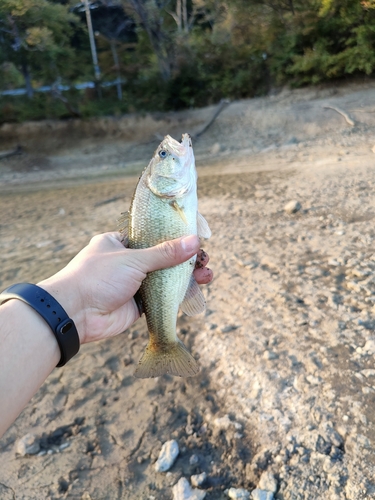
[197,212,211,238]
[180,275,206,316]
[170,201,188,225]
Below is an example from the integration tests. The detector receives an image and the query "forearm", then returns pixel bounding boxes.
[0,299,60,437]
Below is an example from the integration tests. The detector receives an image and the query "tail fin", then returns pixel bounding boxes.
[134,340,200,378]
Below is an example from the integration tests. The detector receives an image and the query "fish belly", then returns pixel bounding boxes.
[129,183,199,378]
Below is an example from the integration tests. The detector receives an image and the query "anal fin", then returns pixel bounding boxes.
[197,212,211,238]
[180,275,206,316]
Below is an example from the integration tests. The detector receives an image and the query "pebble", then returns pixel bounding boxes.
[284,200,301,214]
[258,471,278,493]
[214,414,232,429]
[189,454,199,465]
[155,440,179,472]
[172,477,206,500]
[363,339,375,354]
[16,433,40,456]
[221,325,239,333]
[263,350,278,360]
[214,414,242,431]
[251,490,274,500]
[211,143,221,155]
[59,442,70,451]
[227,487,251,499]
[191,472,207,487]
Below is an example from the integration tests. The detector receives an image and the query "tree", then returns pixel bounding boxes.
[0,0,78,98]
[123,0,176,81]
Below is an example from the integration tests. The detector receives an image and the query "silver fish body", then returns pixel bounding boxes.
[125,134,211,378]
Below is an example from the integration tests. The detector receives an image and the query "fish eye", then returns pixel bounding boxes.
[159,150,167,159]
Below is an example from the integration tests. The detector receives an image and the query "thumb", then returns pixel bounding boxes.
[134,235,200,273]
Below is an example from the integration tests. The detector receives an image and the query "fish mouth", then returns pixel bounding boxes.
[161,134,193,164]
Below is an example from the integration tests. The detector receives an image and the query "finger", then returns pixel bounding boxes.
[193,266,213,285]
[132,235,200,274]
[195,249,209,269]
[89,232,124,250]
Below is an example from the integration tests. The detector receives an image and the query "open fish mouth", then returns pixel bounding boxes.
[161,134,193,162]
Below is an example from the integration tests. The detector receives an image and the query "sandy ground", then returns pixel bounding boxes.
[1,82,375,499]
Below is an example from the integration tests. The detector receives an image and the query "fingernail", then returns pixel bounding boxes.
[181,235,199,253]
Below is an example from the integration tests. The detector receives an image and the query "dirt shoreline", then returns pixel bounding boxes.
[1,84,375,499]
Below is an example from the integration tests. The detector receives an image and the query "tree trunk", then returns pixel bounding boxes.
[128,0,172,82]
[182,0,188,33]
[20,62,33,99]
[110,39,123,101]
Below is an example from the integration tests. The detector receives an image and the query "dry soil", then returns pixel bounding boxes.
[1,82,375,499]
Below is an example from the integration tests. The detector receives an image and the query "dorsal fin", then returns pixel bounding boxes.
[117,211,129,240]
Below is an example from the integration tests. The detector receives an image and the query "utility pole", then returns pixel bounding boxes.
[83,0,101,94]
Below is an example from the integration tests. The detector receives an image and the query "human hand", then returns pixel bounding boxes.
[38,232,212,345]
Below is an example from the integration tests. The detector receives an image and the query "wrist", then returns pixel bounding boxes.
[37,276,87,345]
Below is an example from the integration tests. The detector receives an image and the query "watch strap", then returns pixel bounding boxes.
[0,283,80,367]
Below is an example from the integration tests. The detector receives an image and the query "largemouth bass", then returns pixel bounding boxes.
[120,134,211,378]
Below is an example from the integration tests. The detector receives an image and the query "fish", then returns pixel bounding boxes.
[119,133,211,378]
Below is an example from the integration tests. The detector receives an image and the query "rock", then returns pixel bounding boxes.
[155,440,179,472]
[263,350,278,360]
[211,143,221,155]
[258,471,278,493]
[214,415,242,431]
[172,477,206,500]
[189,454,199,465]
[214,414,232,429]
[284,200,301,214]
[321,422,343,448]
[251,489,274,500]
[363,339,375,354]
[228,488,251,499]
[220,325,239,333]
[191,472,207,487]
[316,435,331,455]
[16,433,40,456]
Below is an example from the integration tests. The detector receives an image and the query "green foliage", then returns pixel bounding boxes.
[1,0,375,122]
[267,0,375,85]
